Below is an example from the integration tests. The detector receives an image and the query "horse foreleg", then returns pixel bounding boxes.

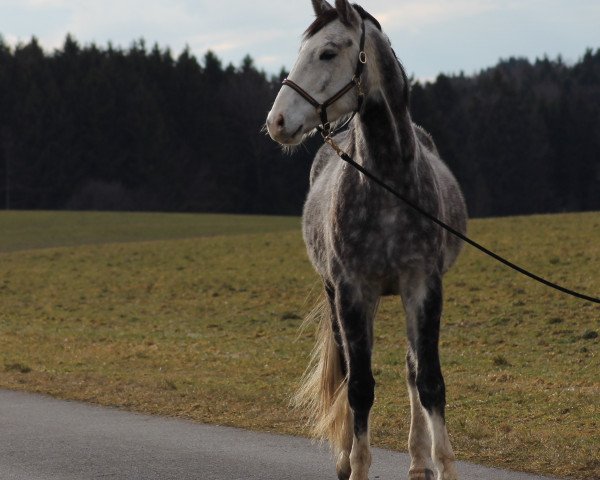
[406,351,435,479]
[325,283,354,480]
[403,272,458,480]
[335,283,377,480]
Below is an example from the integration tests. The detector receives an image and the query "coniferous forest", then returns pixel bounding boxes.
[0,35,599,217]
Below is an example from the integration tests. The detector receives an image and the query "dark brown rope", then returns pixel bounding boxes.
[323,136,600,304]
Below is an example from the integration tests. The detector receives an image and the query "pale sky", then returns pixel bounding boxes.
[1,0,600,80]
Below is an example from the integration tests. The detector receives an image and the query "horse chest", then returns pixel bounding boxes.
[303,170,441,283]
[333,196,434,269]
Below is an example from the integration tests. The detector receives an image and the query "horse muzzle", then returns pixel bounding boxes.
[266,110,305,145]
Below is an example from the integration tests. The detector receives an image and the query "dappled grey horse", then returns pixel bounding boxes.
[266,1,467,479]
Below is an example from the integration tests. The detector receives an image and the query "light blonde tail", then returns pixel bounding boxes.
[293,298,352,453]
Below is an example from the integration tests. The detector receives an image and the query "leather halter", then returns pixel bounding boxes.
[282,19,367,138]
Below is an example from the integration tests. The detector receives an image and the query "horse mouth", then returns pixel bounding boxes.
[279,124,304,145]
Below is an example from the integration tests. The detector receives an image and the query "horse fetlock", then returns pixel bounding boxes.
[349,445,372,467]
[430,458,458,480]
[438,462,458,480]
[348,465,370,480]
[348,436,372,480]
[336,450,351,480]
[430,423,457,480]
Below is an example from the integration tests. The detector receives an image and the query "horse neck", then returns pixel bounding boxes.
[353,29,417,177]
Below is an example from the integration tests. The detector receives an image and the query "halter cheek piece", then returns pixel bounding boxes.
[282,19,367,139]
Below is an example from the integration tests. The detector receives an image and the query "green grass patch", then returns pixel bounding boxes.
[0,211,598,478]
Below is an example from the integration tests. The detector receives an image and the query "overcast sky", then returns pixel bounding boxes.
[1,0,600,80]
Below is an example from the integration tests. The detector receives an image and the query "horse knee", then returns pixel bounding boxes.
[347,373,375,432]
[415,373,445,414]
[348,375,375,410]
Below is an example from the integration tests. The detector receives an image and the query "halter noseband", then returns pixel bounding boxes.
[282,19,367,138]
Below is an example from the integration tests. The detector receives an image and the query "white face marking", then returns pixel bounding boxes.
[266,18,361,145]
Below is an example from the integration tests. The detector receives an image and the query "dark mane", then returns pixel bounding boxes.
[352,4,382,31]
[304,3,382,39]
[392,48,411,107]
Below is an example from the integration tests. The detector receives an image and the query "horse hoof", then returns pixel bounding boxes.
[408,468,435,480]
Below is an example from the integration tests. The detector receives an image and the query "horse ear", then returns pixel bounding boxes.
[335,0,360,26]
[312,0,333,16]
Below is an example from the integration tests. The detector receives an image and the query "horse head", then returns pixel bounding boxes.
[266,0,366,145]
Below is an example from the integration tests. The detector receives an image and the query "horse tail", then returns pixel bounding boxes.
[293,297,351,454]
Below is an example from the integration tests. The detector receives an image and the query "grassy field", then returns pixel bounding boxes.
[0,210,300,252]
[0,210,598,478]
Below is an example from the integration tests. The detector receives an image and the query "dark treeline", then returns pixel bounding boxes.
[0,35,599,217]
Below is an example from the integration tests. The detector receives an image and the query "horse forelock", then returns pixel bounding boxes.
[304,9,339,38]
[304,3,382,39]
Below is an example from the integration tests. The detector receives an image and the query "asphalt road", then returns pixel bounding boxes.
[0,389,563,480]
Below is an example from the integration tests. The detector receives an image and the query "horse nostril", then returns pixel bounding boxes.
[276,114,285,129]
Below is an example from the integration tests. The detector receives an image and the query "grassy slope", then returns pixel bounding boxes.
[0,211,598,478]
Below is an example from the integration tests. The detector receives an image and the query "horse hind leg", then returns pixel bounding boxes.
[403,272,458,480]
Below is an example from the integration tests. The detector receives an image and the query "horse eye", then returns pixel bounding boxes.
[319,51,337,61]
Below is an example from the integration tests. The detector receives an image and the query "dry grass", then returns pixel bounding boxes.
[0,210,300,252]
[0,211,598,478]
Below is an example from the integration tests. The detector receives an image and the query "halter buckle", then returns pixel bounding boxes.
[323,135,344,157]
[353,76,365,98]
[359,51,367,64]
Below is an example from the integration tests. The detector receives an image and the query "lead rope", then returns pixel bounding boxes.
[322,134,600,304]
